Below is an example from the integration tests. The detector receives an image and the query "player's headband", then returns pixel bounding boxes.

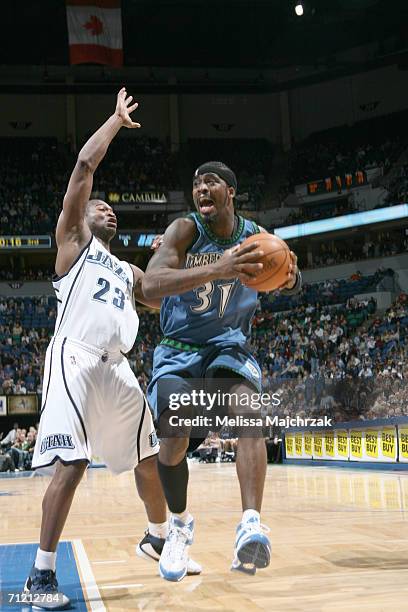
[193,162,237,191]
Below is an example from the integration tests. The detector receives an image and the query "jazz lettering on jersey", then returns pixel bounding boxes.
[185,252,222,268]
[40,434,75,454]
[87,250,130,288]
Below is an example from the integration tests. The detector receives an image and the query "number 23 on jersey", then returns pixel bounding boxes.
[92,277,126,310]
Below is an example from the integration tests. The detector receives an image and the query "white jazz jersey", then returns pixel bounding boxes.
[53,235,138,353]
[32,235,159,473]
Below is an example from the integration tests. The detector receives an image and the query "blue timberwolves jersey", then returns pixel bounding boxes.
[160,213,260,346]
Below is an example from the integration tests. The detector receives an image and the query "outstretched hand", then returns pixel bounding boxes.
[115,87,141,129]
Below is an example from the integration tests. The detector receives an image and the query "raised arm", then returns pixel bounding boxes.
[141,217,265,300]
[55,88,140,274]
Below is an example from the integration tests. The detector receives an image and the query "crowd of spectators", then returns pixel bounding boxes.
[278,198,353,228]
[1,269,408,443]
[385,163,408,205]
[0,138,66,236]
[288,137,399,187]
[286,109,407,187]
[0,126,406,243]
[0,266,54,282]
[258,292,408,423]
[0,422,38,471]
[93,135,181,193]
[0,297,54,395]
[259,268,392,313]
[306,233,407,269]
[0,136,182,235]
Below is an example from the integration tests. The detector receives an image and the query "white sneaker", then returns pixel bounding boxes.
[159,516,194,582]
[231,518,271,575]
[136,529,201,575]
[24,566,70,610]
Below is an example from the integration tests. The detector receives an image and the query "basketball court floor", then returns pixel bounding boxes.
[1,462,408,611]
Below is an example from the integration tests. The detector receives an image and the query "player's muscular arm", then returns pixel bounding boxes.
[56,115,122,246]
[55,89,140,273]
[131,265,161,309]
[142,218,264,299]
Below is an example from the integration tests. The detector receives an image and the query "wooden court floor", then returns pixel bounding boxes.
[2,462,408,611]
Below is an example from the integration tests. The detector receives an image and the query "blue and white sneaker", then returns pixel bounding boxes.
[231,518,271,575]
[159,516,194,582]
[23,566,70,610]
[136,529,201,575]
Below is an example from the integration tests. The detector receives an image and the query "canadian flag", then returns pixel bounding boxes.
[66,0,123,67]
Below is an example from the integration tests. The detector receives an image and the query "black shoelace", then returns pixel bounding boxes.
[34,570,58,592]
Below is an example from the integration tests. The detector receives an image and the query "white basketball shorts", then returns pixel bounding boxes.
[32,336,159,474]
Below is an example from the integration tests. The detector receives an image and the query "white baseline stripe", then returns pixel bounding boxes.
[100,583,143,590]
[93,560,126,565]
[73,538,106,612]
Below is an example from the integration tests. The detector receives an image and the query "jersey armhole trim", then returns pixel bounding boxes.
[52,235,93,282]
[251,221,261,234]
[184,212,200,252]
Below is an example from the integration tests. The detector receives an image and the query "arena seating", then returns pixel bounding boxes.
[1,269,406,424]
[287,109,407,186]
[0,137,181,234]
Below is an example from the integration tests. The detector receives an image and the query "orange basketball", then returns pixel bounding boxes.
[241,232,290,292]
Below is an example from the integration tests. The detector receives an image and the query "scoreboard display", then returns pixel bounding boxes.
[0,235,52,249]
[111,231,160,249]
[307,170,367,196]
[0,233,159,250]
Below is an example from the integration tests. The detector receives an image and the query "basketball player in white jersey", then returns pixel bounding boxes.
[23,89,199,610]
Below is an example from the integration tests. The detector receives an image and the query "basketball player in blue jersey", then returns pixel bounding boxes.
[142,161,301,581]
[23,89,200,610]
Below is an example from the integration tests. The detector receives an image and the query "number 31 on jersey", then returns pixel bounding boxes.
[191,281,235,317]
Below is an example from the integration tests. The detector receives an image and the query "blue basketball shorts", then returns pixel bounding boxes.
[147,339,262,421]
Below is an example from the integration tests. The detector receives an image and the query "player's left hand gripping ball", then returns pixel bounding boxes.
[280,251,298,290]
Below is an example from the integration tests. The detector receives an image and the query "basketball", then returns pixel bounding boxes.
[241,232,291,292]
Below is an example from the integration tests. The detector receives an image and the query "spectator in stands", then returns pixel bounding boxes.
[1,422,19,447]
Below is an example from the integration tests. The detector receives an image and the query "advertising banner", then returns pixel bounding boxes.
[323,430,336,460]
[285,424,400,464]
[398,426,408,463]
[313,431,323,458]
[285,434,295,458]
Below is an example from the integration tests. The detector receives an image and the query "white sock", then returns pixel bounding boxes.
[148,520,168,539]
[35,548,56,572]
[242,509,260,524]
[172,510,191,524]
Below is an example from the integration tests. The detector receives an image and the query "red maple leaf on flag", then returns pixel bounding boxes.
[83,15,104,36]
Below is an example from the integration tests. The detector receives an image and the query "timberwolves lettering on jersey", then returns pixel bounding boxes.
[160,213,260,346]
[52,236,138,353]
